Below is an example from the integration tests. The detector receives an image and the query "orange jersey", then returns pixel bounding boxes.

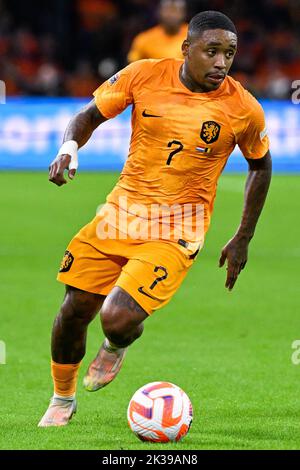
[93,58,269,246]
[127,24,188,62]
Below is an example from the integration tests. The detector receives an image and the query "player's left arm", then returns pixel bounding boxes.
[219,92,272,291]
[219,150,272,290]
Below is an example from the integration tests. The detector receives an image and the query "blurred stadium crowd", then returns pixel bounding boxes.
[0,0,299,99]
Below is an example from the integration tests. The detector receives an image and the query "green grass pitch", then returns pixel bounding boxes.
[0,171,300,450]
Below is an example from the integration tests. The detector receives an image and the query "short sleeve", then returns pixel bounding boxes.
[237,94,270,159]
[93,63,137,119]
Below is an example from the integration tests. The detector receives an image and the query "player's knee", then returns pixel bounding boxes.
[100,305,132,344]
[60,286,104,324]
[100,299,144,346]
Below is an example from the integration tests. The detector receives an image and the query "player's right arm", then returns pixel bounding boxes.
[49,99,107,186]
[49,62,138,187]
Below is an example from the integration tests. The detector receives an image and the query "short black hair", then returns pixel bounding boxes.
[188,11,237,40]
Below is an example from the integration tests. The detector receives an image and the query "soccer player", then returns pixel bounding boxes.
[39,11,272,427]
[127,0,187,62]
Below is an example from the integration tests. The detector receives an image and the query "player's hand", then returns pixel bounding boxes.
[218,236,249,291]
[49,154,77,186]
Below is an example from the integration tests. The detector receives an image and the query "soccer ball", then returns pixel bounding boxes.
[127,381,193,442]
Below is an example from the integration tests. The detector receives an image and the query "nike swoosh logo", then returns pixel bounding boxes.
[138,286,160,301]
[142,110,163,118]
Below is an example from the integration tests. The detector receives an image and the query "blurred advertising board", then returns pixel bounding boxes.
[0,98,299,172]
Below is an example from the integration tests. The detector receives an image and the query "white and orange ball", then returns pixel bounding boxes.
[127,381,193,442]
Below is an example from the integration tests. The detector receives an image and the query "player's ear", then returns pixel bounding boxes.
[182,39,190,57]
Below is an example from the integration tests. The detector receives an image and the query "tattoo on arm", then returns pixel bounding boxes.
[112,288,148,318]
[63,98,107,148]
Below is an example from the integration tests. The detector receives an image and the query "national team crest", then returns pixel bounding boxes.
[200,121,221,144]
[59,250,74,273]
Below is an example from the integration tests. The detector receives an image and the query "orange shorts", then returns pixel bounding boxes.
[57,214,199,315]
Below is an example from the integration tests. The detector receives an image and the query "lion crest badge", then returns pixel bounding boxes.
[59,250,74,273]
[200,121,221,144]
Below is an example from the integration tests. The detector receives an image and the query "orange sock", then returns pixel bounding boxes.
[51,360,81,397]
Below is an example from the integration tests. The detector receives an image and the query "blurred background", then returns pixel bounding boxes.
[0,0,299,170]
[1,1,300,450]
[1,0,300,98]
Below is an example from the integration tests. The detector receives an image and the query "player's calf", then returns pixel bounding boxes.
[52,285,105,364]
[83,287,148,391]
[39,286,105,426]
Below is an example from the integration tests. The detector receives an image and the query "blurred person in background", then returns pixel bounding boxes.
[65,60,99,97]
[127,0,187,62]
[1,0,299,98]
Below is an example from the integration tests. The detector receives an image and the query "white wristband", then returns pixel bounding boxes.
[57,140,79,170]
